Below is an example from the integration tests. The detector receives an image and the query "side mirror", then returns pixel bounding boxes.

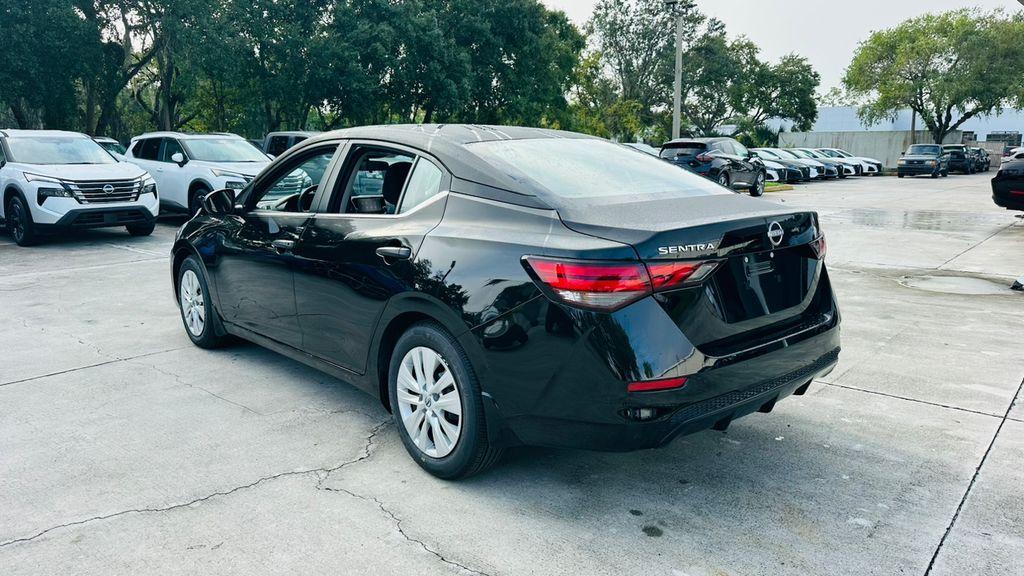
[170,152,187,166]
[201,188,235,216]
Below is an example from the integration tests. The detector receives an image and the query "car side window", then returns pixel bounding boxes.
[267,136,290,157]
[337,147,415,215]
[398,158,443,214]
[138,138,161,160]
[733,141,749,157]
[251,146,338,213]
[0,143,7,165]
[160,139,185,163]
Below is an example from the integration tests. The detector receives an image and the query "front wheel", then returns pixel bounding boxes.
[188,186,211,216]
[126,222,155,236]
[941,170,949,177]
[389,322,502,479]
[749,172,765,197]
[6,195,38,246]
[178,256,228,349]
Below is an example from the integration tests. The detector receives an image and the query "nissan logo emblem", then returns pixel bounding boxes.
[767,221,784,247]
[102,184,115,194]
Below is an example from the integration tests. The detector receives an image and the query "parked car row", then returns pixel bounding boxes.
[897,144,991,178]
[656,136,883,196]
[0,128,325,246]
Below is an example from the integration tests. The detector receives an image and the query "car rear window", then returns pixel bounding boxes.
[468,138,726,200]
[659,142,707,159]
[908,145,941,155]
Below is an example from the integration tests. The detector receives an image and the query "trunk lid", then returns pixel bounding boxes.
[558,195,828,355]
[661,142,709,170]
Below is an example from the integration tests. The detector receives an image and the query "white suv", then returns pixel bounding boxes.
[0,130,158,246]
[125,132,271,213]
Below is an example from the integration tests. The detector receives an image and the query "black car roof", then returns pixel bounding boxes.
[301,124,600,203]
[662,137,728,145]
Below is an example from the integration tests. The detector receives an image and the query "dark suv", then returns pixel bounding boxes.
[897,144,949,178]
[942,145,974,174]
[970,147,991,173]
[660,137,767,196]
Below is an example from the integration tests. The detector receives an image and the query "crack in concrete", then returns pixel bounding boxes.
[127,358,263,415]
[318,485,492,576]
[0,347,187,388]
[822,381,1006,420]
[0,420,391,549]
[922,375,1024,575]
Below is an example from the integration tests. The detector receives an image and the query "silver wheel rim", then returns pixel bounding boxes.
[179,270,206,337]
[718,174,728,186]
[397,346,462,458]
[756,174,764,193]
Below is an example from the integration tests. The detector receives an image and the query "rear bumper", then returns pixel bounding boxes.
[502,327,840,451]
[993,193,1024,211]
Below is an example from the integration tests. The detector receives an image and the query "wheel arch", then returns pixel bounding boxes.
[3,184,27,216]
[370,294,482,412]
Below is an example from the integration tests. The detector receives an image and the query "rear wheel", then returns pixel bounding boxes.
[898,173,905,179]
[389,321,502,479]
[750,172,765,197]
[6,195,38,247]
[717,171,730,189]
[126,222,155,236]
[941,169,949,177]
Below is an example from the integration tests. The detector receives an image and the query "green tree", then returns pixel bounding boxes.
[0,0,97,128]
[844,9,1024,143]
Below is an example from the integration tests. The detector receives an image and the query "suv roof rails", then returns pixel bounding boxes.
[0,130,7,138]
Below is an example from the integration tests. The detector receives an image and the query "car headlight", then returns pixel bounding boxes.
[140,175,157,196]
[25,172,74,203]
[898,160,907,165]
[927,160,937,165]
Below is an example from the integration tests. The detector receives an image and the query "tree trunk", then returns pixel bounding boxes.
[9,100,30,129]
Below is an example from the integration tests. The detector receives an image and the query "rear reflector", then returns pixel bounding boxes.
[627,376,687,393]
[523,256,719,311]
[1010,190,1024,196]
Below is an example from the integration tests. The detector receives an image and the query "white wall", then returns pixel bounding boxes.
[779,130,963,168]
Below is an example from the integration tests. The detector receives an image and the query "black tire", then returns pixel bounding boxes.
[717,171,730,189]
[931,171,939,178]
[6,194,38,246]
[898,173,905,179]
[188,185,211,216]
[126,222,156,236]
[388,321,502,479]
[177,255,228,349]
[942,170,949,177]
[750,171,765,197]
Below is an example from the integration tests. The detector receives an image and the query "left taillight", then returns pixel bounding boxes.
[811,235,827,260]
[522,256,719,312]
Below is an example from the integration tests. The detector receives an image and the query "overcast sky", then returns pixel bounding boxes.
[542,0,1021,91]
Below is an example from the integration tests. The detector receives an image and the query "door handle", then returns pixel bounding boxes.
[376,246,412,261]
[272,239,295,253]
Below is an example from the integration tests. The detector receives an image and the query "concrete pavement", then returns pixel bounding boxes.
[1,172,1021,575]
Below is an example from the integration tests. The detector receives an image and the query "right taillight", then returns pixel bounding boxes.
[695,153,713,163]
[523,256,719,312]
[811,235,827,260]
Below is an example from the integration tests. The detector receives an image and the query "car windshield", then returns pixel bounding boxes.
[801,149,825,159]
[6,136,117,165]
[908,145,941,155]
[831,149,852,158]
[789,149,813,159]
[753,149,781,159]
[470,138,727,200]
[182,138,267,162]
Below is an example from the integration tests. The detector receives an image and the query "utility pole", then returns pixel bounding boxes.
[665,0,684,140]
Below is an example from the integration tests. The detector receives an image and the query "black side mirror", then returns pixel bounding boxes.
[201,188,236,216]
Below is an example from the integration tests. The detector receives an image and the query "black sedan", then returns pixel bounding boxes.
[172,125,841,479]
[942,144,974,174]
[992,158,1024,211]
[897,144,950,178]
[660,137,767,196]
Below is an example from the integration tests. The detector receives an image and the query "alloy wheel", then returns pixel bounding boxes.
[718,173,729,187]
[179,269,206,337]
[396,346,463,458]
[755,173,765,195]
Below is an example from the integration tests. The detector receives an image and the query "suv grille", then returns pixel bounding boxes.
[69,179,141,204]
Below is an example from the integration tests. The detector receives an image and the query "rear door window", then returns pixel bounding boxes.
[267,136,290,156]
[137,138,161,160]
[398,159,444,214]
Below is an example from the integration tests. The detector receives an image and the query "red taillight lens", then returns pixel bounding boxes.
[811,235,827,260]
[627,376,687,393]
[523,257,652,311]
[696,153,713,163]
[523,257,719,311]
[647,261,719,289]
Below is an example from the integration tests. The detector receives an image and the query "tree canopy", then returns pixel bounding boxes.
[844,8,1024,143]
